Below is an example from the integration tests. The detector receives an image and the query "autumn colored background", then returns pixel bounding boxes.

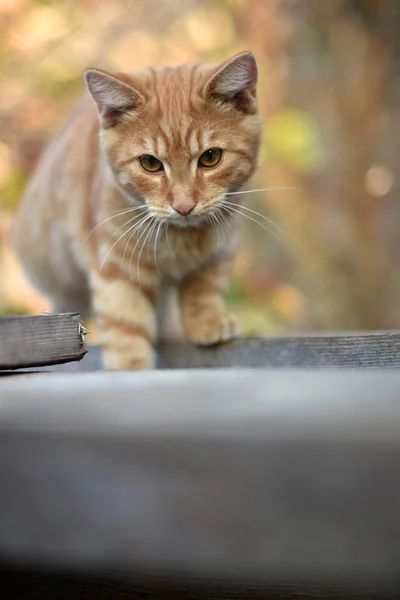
[1,0,399,336]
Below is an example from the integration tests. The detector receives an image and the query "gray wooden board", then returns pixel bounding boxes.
[21,331,400,372]
[0,569,399,599]
[0,313,87,370]
[0,369,400,596]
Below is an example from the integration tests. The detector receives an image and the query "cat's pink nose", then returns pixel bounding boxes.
[172,201,196,216]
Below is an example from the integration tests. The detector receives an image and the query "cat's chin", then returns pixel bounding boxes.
[166,212,211,229]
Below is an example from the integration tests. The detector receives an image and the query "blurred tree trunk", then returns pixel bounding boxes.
[329,1,388,329]
[234,0,397,330]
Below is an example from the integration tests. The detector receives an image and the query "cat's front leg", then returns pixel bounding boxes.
[90,265,158,370]
[179,257,241,346]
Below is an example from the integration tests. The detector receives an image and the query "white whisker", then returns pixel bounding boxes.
[221,210,234,237]
[213,209,230,241]
[99,212,149,271]
[136,219,157,286]
[165,223,175,259]
[225,187,303,196]
[205,213,219,244]
[218,210,234,239]
[220,204,283,242]
[111,211,146,240]
[121,213,154,267]
[129,217,155,278]
[85,205,145,241]
[153,219,164,277]
[204,214,215,241]
[220,205,242,227]
[222,200,284,236]
[209,212,221,246]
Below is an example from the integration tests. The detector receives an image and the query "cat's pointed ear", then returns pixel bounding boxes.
[205,52,258,114]
[84,69,144,126]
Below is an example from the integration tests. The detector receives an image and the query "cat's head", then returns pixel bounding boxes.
[85,52,262,227]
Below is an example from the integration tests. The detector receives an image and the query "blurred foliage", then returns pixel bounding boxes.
[263,108,324,172]
[1,170,28,211]
[1,0,400,332]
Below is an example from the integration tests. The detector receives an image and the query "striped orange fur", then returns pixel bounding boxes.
[13,52,262,370]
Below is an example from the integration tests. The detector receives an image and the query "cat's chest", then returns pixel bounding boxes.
[154,226,234,281]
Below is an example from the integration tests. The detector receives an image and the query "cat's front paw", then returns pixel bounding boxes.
[101,341,156,370]
[184,310,241,346]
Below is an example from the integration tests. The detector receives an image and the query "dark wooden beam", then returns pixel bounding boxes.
[1,369,400,598]
[0,313,87,371]
[23,331,400,371]
[158,331,400,369]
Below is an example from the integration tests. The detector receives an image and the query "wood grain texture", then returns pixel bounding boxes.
[1,568,398,599]
[0,313,87,370]
[158,331,400,369]
[23,331,400,372]
[1,369,400,599]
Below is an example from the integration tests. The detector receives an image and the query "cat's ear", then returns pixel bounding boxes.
[204,52,258,114]
[84,69,144,126]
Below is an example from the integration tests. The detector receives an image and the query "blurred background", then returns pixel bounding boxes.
[0,0,399,335]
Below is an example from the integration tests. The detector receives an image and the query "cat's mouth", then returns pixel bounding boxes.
[151,203,221,229]
[167,212,209,228]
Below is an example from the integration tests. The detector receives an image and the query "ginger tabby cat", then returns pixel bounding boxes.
[13,52,262,370]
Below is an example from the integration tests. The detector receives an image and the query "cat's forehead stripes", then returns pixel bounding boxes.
[133,65,211,154]
[103,62,257,164]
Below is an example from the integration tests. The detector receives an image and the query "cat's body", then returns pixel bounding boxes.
[13,52,262,369]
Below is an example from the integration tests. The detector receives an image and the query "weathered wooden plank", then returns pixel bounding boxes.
[0,369,400,599]
[0,313,87,370]
[24,331,400,371]
[159,331,400,369]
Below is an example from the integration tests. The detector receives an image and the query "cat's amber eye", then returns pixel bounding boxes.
[198,148,223,168]
[139,154,164,173]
